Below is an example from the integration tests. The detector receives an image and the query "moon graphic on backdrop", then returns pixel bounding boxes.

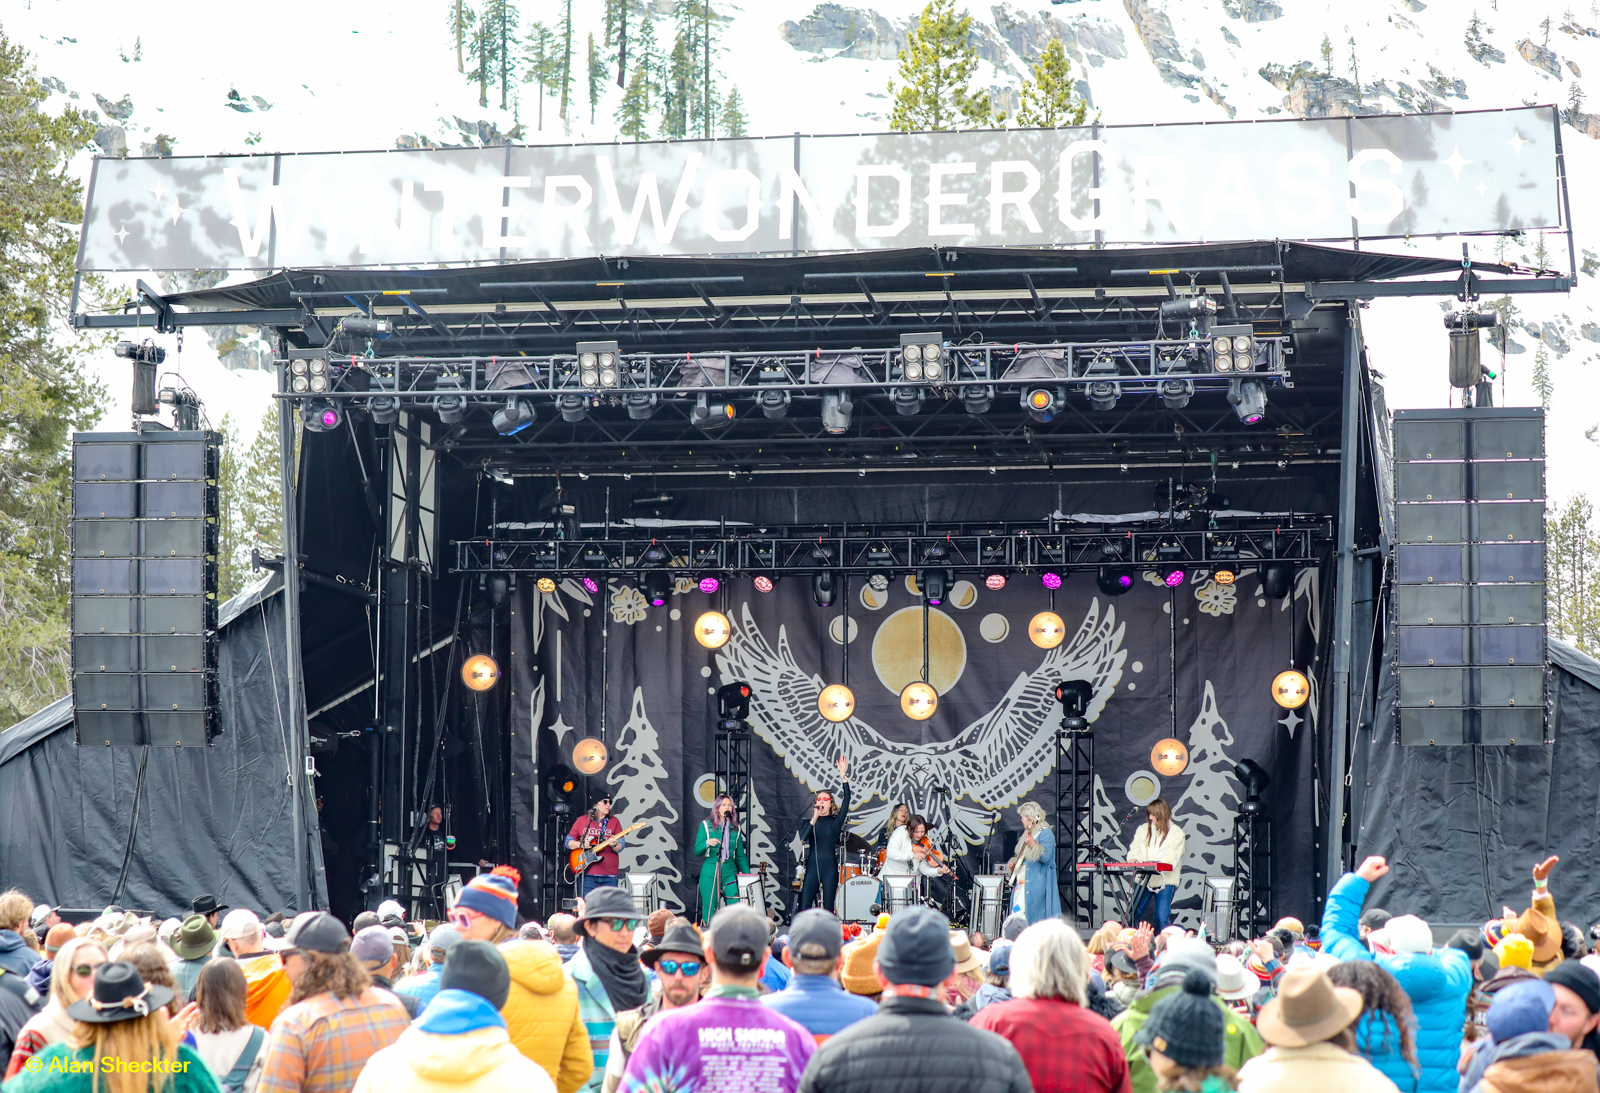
[949,580,977,609]
[860,583,887,610]
[904,575,921,596]
[693,773,719,807]
[1125,770,1162,806]
[871,607,967,696]
[979,613,1010,643]
[828,616,860,644]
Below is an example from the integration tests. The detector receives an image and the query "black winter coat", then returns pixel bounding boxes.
[798,994,1034,1093]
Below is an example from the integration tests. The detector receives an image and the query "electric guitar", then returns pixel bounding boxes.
[567,822,646,874]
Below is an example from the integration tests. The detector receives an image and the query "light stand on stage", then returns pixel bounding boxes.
[1232,758,1274,939]
[1053,679,1096,927]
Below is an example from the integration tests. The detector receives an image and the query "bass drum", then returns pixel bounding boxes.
[835,874,880,921]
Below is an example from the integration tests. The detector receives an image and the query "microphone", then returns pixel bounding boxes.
[932,785,953,795]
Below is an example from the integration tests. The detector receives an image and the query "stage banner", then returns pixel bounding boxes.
[508,565,1321,924]
[80,107,1559,272]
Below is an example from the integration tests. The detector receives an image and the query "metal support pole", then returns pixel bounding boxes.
[1327,305,1364,886]
[1055,720,1095,927]
[1233,812,1273,939]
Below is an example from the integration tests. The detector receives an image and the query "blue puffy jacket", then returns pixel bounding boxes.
[1321,872,1472,1093]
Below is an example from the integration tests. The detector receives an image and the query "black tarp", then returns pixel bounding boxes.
[1352,637,1600,921]
[0,575,313,917]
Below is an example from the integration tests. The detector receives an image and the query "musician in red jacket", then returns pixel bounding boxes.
[568,795,627,896]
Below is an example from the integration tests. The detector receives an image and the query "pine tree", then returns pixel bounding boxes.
[1320,32,1334,75]
[215,414,248,601]
[239,410,284,561]
[523,21,556,130]
[0,30,107,726]
[1548,494,1600,655]
[481,0,517,110]
[661,35,692,139]
[616,62,651,140]
[587,32,602,123]
[721,85,747,137]
[1015,38,1088,127]
[1348,35,1361,102]
[558,0,574,121]
[1532,339,1553,407]
[887,0,997,132]
[1569,81,1586,119]
[1542,16,1553,45]
[466,12,496,108]
[447,0,475,74]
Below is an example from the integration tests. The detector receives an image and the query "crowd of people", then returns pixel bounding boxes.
[1,851,1598,1093]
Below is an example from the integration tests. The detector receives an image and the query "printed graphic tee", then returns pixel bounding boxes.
[618,989,815,1093]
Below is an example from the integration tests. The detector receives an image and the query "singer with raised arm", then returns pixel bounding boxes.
[695,793,749,924]
[1005,800,1060,924]
[1127,797,1186,929]
[794,756,851,916]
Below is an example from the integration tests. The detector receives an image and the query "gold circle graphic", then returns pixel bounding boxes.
[871,607,967,697]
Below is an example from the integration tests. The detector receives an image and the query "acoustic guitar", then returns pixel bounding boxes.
[567,822,646,874]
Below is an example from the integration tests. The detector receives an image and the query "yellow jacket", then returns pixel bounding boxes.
[353,1024,556,1093]
[498,940,592,1093]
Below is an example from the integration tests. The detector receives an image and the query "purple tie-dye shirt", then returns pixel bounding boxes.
[618,990,816,1093]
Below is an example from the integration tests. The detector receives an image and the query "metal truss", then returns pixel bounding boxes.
[451,521,1331,576]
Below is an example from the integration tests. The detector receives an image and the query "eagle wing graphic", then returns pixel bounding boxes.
[716,599,1126,851]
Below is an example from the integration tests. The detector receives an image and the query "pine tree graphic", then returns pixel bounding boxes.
[1168,681,1241,921]
[606,687,685,909]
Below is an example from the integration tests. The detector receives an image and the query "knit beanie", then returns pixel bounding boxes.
[1497,933,1534,971]
[1246,949,1278,984]
[841,931,885,996]
[440,940,512,1010]
[1483,919,1508,950]
[1135,969,1227,1067]
[453,865,521,929]
[1544,961,1600,1016]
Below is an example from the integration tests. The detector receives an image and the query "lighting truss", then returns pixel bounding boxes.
[453,520,1330,576]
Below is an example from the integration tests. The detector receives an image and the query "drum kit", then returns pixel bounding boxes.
[789,831,1007,925]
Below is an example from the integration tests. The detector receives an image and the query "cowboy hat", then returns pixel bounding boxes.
[1256,966,1364,1048]
[66,962,174,1024]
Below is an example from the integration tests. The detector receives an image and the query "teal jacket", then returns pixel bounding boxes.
[567,948,618,1093]
[3,1043,219,1093]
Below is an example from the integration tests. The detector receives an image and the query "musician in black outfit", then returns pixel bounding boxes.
[795,756,851,917]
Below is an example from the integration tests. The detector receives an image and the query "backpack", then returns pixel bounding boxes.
[219,1026,266,1093]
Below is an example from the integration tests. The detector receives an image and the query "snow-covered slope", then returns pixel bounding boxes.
[7,0,1599,497]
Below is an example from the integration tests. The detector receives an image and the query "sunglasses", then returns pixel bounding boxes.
[656,959,701,977]
[447,911,478,929]
[603,918,641,932]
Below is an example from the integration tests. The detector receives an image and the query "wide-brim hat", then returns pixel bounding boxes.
[642,922,705,965]
[573,886,640,930]
[950,931,983,976]
[191,894,228,918]
[171,915,217,961]
[1256,966,1364,1047]
[66,961,174,1024]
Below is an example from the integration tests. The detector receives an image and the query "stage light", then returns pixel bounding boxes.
[535,576,557,594]
[1445,309,1499,388]
[984,569,1007,591]
[308,374,328,393]
[1159,296,1216,324]
[1041,571,1063,590]
[1021,386,1065,423]
[753,574,775,594]
[543,762,579,814]
[1159,377,1193,410]
[1272,669,1310,709]
[758,388,790,419]
[434,379,467,423]
[1151,738,1189,776]
[900,680,938,720]
[573,737,609,774]
[812,571,837,608]
[821,391,853,434]
[1097,566,1133,596]
[625,392,659,420]
[1228,378,1267,424]
[1234,758,1271,814]
[580,576,600,595]
[461,654,500,691]
[576,340,621,389]
[892,387,924,416]
[691,394,735,428]
[1159,564,1187,588]
[291,375,309,393]
[1084,357,1120,412]
[1054,679,1094,731]
[557,393,589,423]
[818,684,855,722]
[493,397,535,435]
[341,317,394,337]
[718,681,752,720]
[1029,611,1066,649]
[961,385,992,414]
[367,394,399,425]
[301,400,341,432]
[869,572,889,592]
[920,569,949,605]
[641,543,671,565]
[1262,562,1295,600]
[643,570,671,606]
[1211,564,1237,585]
[697,574,721,594]
[695,610,733,648]
[899,332,944,381]
[1209,324,1251,373]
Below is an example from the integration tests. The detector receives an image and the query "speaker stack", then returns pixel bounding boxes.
[1392,408,1547,746]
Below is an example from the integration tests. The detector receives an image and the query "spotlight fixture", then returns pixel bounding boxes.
[1444,308,1499,388]
[1097,566,1133,596]
[493,397,535,435]
[1228,378,1267,424]
[535,576,557,594]
[812,571,837,608]
[1158,564,1187,588]
[752,574,775,594]
[1261,562,1295,600]
[1151,738,1189,776]
[697,575,721,594]
[717,681,752,720]
[576,340,621,389]
[691,393,735,428]
[984,568,1007,591]
[821,391,853,435]
[1234,758,1271,814]
[643,570,671,607]
[1084,356,1120,412]
[557,393,590,423]
[900,680,938,720]
[367,392,400,425]
[869,572,890,592]
[1210,563,1238,585]
[757,388,791,420]
[1158,296,1217,324]
[1272,669,1311,709]
[818,684,856,723]
[961,385,993,414]
[1040,571,1063,591]
[1158,377,1194,410]
[433,377,467,423]
[898,332,946,382]
[1029,611,1066,649]
[580,576,601,595]
[920,568,950,605]
[1021,386,1066,423]
[1053,678,1094,731]
[300,400,341,432]
[695,610,733,649]
[543,762,579,813]
[892,386,924,416]
[341,316,394,337]
[461,654,500,691]
[625,392,659,420]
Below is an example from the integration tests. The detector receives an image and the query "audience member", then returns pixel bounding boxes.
[955,943,1012,1020]
[763,910,876,1043]
[219,910,291,1030]
[5,938,106,1079]
[499,932,593,1093]
[604,921,708,1092]
[186,958,267,1093]
[170,915,218,1005]
[548,916,581,963]
[1458,978,1596,1093]
[350,927,419,1020]
[568,888,647,1093]
[1112,939,1263,1093]
[1324,960,1418,1087]
[392,926,460,1010]
[1235,966,1400,1092]
[0,894,38,978]
[446,868,521,945]
[1134,969,1237,1092]
[1543,960,1600,1061]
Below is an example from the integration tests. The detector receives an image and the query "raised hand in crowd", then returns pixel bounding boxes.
[1533,854,1560,882]
[1356,854,1389,882]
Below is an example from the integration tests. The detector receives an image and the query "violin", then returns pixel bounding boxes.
[914,836,952,874]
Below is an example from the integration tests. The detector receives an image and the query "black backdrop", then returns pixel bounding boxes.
[508,562,1322,924]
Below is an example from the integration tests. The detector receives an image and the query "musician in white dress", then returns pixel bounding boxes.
[1126,797,1186,929]
[884,815,951,907]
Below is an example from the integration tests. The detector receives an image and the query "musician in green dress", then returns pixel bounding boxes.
[695,794,749,923]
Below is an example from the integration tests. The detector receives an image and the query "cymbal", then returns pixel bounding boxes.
[844,833,874,854]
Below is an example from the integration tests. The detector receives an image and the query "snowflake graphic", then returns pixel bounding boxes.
[1194,578,1237,617]
[610,584,649,625]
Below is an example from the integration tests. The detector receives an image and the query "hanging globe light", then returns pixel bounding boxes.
[1272,669,1311,709]
[461,654,500,691]
[1150,738,1189,776]
[535,576,557,594]
[900,680,938,720]
[1028,611,1066,649]
[693,610,732,649]
[818,684,856,723]
[572,737,609,775]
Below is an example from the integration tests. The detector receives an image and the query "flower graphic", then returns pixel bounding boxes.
[1194,578,1236,617]
[1142,570,1169,589]
[610,584,649,625]
[671,575,698,596]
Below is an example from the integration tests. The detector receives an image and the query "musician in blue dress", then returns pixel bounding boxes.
[1005,800,1060,923]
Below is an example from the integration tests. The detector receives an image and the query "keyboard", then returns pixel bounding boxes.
[1075,861,1173,873]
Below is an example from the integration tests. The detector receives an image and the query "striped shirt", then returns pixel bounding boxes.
[257,988,409,1093]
